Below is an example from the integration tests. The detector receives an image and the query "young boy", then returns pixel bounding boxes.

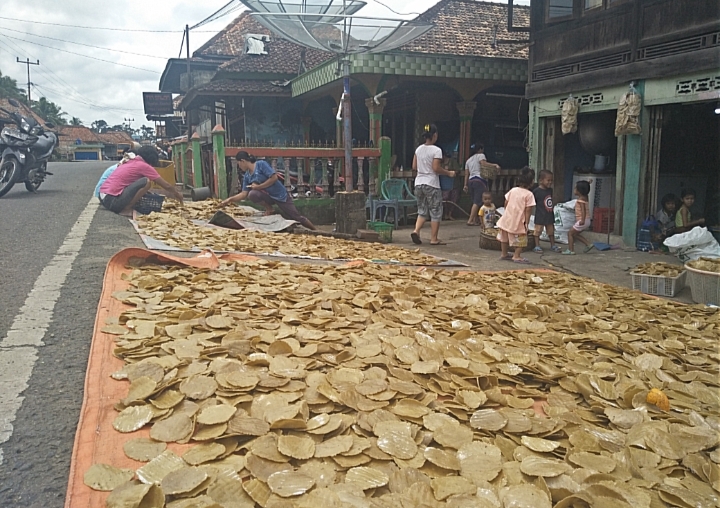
[532,170,561,253]
[478,192,497,231]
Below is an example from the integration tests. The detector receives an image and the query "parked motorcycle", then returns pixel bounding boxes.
[0,98,58,198]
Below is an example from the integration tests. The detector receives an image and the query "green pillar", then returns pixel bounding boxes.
[212,125,228,199]
[378,136,392,186]
[191,132,203,189]
[179,141,188,187]
[621,81,645,247]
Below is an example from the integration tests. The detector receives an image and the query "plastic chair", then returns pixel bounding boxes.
[381,178,416,225]
[366,196,399,229]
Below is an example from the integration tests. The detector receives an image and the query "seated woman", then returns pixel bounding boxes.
[220,151,316,230]
[99,146,183,216]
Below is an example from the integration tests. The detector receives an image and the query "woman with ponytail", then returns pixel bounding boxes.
[220,151,316,230]
[410,124,456,245]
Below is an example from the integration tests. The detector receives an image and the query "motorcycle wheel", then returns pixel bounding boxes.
[25,163,46,192]
[0,157,19,198]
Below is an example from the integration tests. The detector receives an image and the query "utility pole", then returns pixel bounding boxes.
[185,24,193,137]
[16,57,39,104]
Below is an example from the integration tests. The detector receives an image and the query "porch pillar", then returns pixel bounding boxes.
[456,101,477,164]
[301,116,312,146]
[365,97,387,195]
[191,132,203,189]
[622,81,646,248]
[179,141,188,186]
[212,125,228,199]
[333,107,343,183]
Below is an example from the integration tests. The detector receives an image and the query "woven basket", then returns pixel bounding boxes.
[478,230,535,251]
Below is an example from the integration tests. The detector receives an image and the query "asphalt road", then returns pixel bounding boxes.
[0,162,142,508]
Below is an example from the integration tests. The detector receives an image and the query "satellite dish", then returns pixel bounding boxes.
[251,13,433,54]
[239,0,366,24]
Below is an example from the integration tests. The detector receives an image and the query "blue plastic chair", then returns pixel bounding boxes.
[381,178,416,225]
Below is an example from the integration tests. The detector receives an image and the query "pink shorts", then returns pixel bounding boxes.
[497,229,528,248]
[572,220,590,232]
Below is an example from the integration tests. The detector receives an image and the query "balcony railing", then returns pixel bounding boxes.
[225,146,382,198]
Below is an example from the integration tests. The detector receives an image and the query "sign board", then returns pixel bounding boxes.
[143,92,174,115]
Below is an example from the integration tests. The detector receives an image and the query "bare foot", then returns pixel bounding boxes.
[263,209,275,216]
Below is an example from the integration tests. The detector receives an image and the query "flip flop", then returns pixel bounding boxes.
[551,246,562,253]
[584,245,595,253]
[532,246,543,253]
[430,241,447,246]
[499,255,513,261]
[561,249,576,255]
[411,232,422,245]
[513,258,531,264]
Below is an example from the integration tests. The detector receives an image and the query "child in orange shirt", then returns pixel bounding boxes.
[563,180,593,254]
[496,167,536,264]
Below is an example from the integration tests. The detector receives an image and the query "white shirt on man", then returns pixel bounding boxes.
[414,144,443,188]
[465,153,487,180]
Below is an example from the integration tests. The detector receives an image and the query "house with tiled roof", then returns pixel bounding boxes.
[56,125,104,161]
[97,131,135,160]
[0,98,46,126]
[161,0,530,204]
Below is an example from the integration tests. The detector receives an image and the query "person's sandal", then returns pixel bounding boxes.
[551,245,562,253]
[561,249,575,255]
[584,245,595,253]
[532,246,543,253]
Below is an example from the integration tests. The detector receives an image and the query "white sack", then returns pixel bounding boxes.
[664,227,720,262]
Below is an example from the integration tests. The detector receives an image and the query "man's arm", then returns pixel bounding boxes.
[152,177,184,204]
[220,190,249,207]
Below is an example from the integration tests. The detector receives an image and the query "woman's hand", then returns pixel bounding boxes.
[463,185,469,193]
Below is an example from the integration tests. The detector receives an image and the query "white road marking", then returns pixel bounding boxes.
[0,196,98,465]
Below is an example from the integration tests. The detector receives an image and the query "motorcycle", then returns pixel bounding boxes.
[0,98,57,198]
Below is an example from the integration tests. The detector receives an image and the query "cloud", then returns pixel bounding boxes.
[0,0,526,129]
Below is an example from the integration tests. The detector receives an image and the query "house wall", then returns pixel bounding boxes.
[527,0,720,99]
[528,69,720,246]
[244,97,304,145]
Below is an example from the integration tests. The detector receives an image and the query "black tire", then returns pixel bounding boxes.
[0,157,19,198]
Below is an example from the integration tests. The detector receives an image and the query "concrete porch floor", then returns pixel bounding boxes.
[319,220,694,304]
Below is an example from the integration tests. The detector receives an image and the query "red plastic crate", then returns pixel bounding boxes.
[592,207,615,233]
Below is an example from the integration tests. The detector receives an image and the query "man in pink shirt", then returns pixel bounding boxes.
[99,146,183,215]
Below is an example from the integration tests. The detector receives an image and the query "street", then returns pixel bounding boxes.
[0,162,141,508]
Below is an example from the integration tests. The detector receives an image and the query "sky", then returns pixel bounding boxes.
[0,0,528,130]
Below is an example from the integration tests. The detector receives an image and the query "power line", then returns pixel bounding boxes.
[0,35,148,113]
[190,1,241,30]
[369,0,422,16]
[0,15,216,33]
[0,26,170,60]
[0,26,167,60]
[32,83,145,114]
[0,34,160,73]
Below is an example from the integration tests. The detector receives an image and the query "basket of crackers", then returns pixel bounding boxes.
[478,228,535,252]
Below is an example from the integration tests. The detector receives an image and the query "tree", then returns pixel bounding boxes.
[31,97,67,125]
[91,119,108,133]
[140,125,155,140]
[70,117,83,126]
[0,70,26,101]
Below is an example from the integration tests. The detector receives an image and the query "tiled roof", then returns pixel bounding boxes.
[57,125,101,143]
[401,0,530,59]
[194,12,264,58]
[0,98,46,125]
[219,42,331,75]
[193,79,291,96]
[97,131,134,145]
